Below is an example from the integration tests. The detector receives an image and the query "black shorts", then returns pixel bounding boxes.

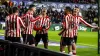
[60,37,73,46]
[22,34,35,45]
[35,33,48,43]
[6,37,21,43]
[73,36,77,43]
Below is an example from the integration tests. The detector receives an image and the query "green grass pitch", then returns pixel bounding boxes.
[0,30,100,56]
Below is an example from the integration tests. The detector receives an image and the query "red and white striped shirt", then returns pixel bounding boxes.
[60,14,98,38]
[60,14,75,38]
[34,15,50,34]
[73,16,98,36]
[21,12,40,34]
[5,14,25,37]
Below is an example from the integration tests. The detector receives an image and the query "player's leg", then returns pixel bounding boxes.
[42,33,48,49]
[44,42,48,49]
[21,34,26,44]
[5,36,8,40]
[72,36,77,55]
[72,43,76,56]
[60,46,66,53]
[60,37,66,53]
[68,45,72,54]
[28,34,35,46]
[35,34,41,47]
[67,38,73,55]
[74,36,77,44]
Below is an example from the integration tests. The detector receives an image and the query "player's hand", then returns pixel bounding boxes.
[97,27,100,30]
[95,27,100,30]
[58,33,61,36]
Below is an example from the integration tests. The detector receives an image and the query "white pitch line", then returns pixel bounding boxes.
[39,42,60,46]
[39,41,97,48]
[0,35,98,48]
[77,43,97,47]
[49,39,97,47]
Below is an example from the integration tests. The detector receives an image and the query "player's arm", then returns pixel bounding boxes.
[46,18,51,30]
[33,22,42,31]
[58,29,65,36]
[33,16,42,31]
[19,17,25,29]
[20,14,27,23]
[58,16,69,36]
[30,16,41,22]
[58,25,66,36]
[58,21,66,36]
[20,14,26,19]
[5,16,9,29]
[80,16,98,28]
[5,16,9,36]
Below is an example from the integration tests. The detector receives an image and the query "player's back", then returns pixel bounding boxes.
[6,14,24,37]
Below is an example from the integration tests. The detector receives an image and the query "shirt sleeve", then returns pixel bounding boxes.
[80,16,98,28]
[5,16,10,29]
[5,16,10,36]
[30,16,40,22]
[33,20,42,31]
[46,18,51,30]
[19,17,25,28]
[20,14,26,19]
[65,16,68,29]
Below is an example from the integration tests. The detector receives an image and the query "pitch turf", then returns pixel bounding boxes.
[0,30,100,56]
[38,31,99,56]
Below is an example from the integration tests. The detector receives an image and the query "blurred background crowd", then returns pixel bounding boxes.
[0,0,98,25]
[34,0,97,4]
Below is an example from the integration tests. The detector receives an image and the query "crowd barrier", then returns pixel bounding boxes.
[0,39,68,56]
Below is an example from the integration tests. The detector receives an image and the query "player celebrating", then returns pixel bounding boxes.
[34,8,51,49]
[21,5,40,46]
[5,7,25,43]
[58,7,75,55]
[72,7,99,56]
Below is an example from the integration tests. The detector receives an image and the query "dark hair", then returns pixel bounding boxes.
[75,6,79,8]
[9,7,13,14]
[65,6,72,12]
[12,7,19,13]
[29,5,36,9]
[41,8,47,12]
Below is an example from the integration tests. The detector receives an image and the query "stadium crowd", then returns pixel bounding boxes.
[0,5,98,25]
[0,0,98,25]
[35,0,97,4]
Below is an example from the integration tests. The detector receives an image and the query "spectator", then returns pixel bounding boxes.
[41,0,97,4]
[86,7,96,24]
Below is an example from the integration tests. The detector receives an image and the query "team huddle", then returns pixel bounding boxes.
[5,5,99,56]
